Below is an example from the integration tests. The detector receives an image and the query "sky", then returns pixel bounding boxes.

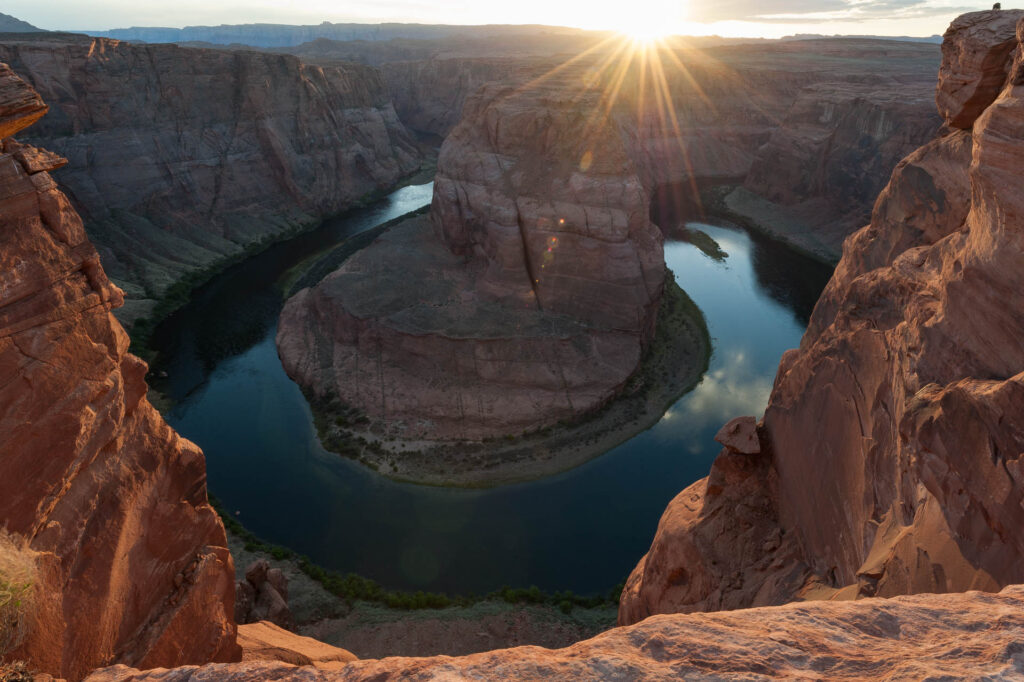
[6,0,980,39]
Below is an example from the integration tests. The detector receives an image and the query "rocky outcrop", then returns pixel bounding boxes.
[234,560,293,631]
[89,585,1024,680]
[0,64,238,679]
[236,622,355,671]
[0,34,420,323]
[277,52,678,442]
[621,10,1024,624]
[936,9,1022,128]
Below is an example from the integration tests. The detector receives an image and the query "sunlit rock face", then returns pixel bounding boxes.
[90,586,1024,681]
[0,34,420,323]
[621,9,1024,624]
[0,64,239,680]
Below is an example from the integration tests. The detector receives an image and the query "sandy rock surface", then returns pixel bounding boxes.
[88,586,1024,680]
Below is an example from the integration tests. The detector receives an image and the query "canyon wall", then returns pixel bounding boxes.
[620,8,1024,624]
[336,39,940,255]
[0,34,420,323]
[0,64,238,680]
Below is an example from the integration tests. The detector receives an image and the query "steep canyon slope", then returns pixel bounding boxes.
[620,8,1024,624]
[0,64,239,680]
[0,34,420,323]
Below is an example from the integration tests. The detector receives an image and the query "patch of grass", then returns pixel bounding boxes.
[0,531,37,659]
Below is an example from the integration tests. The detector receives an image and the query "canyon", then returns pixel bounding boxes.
[289,36,942,259]
[2,7,1024,681]
[0,33,421,325]
[620,7,1024,624]
[274,36,940,464]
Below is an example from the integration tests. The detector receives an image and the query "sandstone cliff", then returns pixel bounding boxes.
[0,64,238,680]
[620,9,1024,624]
[88,585,1024,680]
[277,53,682,445]
[0,34,420,323]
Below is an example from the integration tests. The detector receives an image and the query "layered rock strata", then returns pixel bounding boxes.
[0,64,239,679]
[621,9,1024,624]
[89,586,1024,680]
[0,34,420,322]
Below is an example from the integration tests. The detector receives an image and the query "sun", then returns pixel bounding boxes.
[610,0,683,42]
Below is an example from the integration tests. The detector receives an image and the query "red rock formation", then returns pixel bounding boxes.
[88,585,1024,680]
[0,64,239,679]
[621,9,1024,624]
[278,57,672,441]
[236,622,355,671]
[0,34,420,323]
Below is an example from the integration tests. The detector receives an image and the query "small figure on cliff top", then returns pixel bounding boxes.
[993,2,1001,9]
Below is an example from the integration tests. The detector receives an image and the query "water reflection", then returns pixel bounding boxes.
[154,192,832,596]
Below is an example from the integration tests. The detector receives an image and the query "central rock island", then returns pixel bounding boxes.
[276,55,711,483]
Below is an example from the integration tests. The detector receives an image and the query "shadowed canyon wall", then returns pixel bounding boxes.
[295,37,941,259]
[0,34,421,323]
[620,8,1024,625]
[0,64,239,680]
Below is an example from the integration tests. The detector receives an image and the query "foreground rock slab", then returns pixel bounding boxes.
[88,586,1024,680]
[237,622,355,670]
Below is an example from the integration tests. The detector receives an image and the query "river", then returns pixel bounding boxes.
[151,181,833,596]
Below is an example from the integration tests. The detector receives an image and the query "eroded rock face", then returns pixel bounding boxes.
[621,11,1024,624]
[0,65,239,680]
[0,34,420,323]
[936,9,1024,128]
[88,586,1024,680]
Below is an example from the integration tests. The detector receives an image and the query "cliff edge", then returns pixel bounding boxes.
[0,63,239,680]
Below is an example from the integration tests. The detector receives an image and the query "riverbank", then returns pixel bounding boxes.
[302,270,711,488]
[130,156,437,365]
[699,185,841,266]
[219,505,617,659]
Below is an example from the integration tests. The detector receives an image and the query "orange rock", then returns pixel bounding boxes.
[86,586,1024,680]
[936,9,1024,128]
[236,621,355,670]
[0,65,239,680]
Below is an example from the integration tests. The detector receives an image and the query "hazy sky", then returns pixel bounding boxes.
[6,0,979,38]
